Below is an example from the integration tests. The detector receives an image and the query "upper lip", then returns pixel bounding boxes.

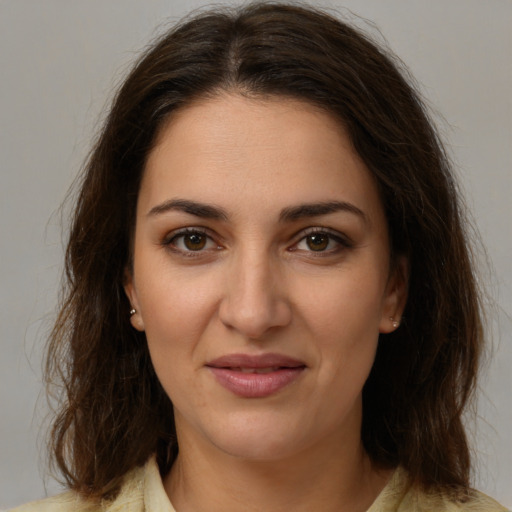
[206,353,306,369]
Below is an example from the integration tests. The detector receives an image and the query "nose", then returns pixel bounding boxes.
[218,248,292,339]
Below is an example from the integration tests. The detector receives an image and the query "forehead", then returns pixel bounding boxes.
[140,93,384,224]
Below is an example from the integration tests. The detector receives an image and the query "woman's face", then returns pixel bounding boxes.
[125,94,407,461]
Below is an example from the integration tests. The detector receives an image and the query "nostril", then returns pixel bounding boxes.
[218,295,292,339]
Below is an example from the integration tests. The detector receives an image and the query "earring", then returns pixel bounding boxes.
[129,308,137,316]
[389,317,399,329]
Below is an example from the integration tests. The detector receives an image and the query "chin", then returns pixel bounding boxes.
[213,433,301,462]
[199,411,314,462]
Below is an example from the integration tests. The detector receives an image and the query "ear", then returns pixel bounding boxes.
[379,255,409,334]
[123,267,145,332]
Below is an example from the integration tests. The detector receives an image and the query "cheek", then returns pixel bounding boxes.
[136,269,220,383]
[299,266,385,379]
[301,264,387,336]
[139,263,219,333]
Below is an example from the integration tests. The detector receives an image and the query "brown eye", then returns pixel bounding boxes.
[306,233,330,251]
[166,230,217,253]
[294,230,350,255]
[183,233,207,251]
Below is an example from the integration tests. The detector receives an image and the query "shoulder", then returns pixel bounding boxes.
[370,467,509,512]
[8,491,97,512]
[399,488,509,512]
[9,462,148,512]
[462,491,510,512]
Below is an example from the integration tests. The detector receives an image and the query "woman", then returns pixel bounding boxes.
[13,3,507,511]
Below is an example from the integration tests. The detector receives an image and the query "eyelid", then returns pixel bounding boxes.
[161,225,353,256]
[162,227,222,254]
[291,227,354,253]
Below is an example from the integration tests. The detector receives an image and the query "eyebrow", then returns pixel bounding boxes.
[147,199,229,221]
[278,201,367,223]
[147,198,367,224]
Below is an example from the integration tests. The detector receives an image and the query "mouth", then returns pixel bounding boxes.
[228,366,283,374]
[205,353,306,398]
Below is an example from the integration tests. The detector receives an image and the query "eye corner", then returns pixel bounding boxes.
[161,227,223,256]
[290,227,354,256]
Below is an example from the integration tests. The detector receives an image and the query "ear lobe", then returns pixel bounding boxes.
[379,255,409,334]
[123,268,145,332]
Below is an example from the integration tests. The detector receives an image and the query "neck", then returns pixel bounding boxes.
[164,426,392,512]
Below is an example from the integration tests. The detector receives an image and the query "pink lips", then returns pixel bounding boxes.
[206,353,306,398]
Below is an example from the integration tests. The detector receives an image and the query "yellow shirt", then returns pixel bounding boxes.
[10,456,508,511]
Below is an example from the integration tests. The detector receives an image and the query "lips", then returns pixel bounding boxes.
[206,353,306,398]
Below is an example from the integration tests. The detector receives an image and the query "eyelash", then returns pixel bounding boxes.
[162,228,220,257]
[292,227,353,255]
[162,227,353,257]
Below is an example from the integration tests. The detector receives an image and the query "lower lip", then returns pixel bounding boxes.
[208,367,305,398]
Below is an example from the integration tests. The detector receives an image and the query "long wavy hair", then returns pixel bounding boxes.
[46,2,483,501]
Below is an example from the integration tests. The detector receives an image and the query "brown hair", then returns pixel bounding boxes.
[46,2,483,500]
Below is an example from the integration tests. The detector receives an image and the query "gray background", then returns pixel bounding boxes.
[1,0,510,509]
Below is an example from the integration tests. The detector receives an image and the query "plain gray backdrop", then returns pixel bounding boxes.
[1,0,511,509]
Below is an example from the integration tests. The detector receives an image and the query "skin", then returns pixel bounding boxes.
[125,93,408,512]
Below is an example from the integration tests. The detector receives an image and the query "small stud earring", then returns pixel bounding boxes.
[129,309,137,316]
[390,317,399,328]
